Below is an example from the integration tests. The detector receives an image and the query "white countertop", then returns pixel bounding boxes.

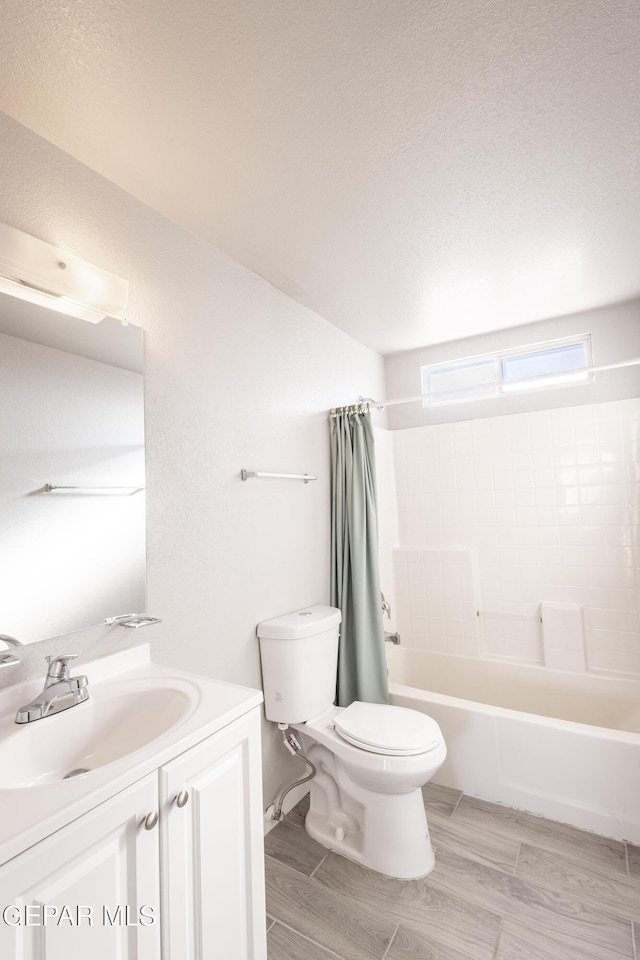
[0,644,263,866]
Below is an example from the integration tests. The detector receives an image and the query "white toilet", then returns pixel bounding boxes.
[257,604,446,879]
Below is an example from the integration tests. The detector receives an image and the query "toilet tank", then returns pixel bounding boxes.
[257,605,341,724]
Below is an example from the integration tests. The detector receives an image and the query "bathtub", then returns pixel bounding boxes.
[387,646,640,843]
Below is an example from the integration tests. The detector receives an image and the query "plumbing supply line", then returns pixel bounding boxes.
[270,729,317,822]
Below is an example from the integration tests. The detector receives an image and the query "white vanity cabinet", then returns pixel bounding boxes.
[0,702,266,960]
[0,773,161,959]
[160,707,266,959]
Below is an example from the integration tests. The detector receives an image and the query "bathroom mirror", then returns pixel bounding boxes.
[0,294,145,644]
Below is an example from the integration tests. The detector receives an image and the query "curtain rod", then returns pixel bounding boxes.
[329,356,640,416]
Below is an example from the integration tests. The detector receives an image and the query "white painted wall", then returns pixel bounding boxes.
[0,112,385,811]
[384,299,640,428]
[0,332,144,642]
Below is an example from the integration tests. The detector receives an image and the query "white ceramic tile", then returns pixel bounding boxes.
[410,615,429,636]
[576,443,600,464]
[602,462,627,483]
[389,400,640,674]
[600,441,625,463]
[513,468,534,488]
[605,545,634,566]
[411,631,430,651]
[395,577,409,599]
[544,647,587,672]
[408,597,427,619]
[604,525,632,545]
[556,465,578,485]
[443,580,463,601]
[589,648,640,674]
[534,467,556,487]
[604,484,628,504]
[605,504,630,524]
[557,533,582,555]
[407,578,425,599]
[552,425,574,446]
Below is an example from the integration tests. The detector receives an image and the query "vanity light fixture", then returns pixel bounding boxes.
[0,221,129,323]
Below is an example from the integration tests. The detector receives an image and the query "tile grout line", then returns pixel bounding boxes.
[309,852,329,879]
[450,791,464,818]
[491,917,505,960]
[505,853,640,927]
[625,842,630,878]
[512,841,522,877]
[381,923,400,960]
[447,797,631,881]
[269,917,351,960]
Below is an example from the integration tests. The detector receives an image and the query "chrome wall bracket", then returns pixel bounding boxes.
[0,634,22,668]
[105,614,162,629]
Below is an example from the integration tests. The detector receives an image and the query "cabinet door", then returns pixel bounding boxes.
[160,708,266,960]
[0,773,160,960]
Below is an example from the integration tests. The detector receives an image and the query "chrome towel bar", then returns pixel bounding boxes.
[240,469,317,483]
[45,484,144,494]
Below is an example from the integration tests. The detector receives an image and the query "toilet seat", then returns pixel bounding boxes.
[334,701,442,756]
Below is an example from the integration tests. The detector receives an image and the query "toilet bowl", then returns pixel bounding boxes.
[293,703,446,878]
[257,604,447,879]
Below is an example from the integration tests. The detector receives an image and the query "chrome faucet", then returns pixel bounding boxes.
[15,654,89,724]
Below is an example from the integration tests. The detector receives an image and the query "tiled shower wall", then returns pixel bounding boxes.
[389,397,640,674]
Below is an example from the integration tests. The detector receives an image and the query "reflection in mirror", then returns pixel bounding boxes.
[0,295,145,644]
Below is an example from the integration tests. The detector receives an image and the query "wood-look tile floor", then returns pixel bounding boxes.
[264,784,640,960]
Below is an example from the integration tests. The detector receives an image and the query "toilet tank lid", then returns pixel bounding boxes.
[257,605,341,640]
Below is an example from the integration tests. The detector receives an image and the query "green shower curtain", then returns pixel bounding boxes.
[330,408,389,707]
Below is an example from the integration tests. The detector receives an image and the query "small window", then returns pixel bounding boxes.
[500,341,590,392]
[423,357,498,396]
[421,334,592,405]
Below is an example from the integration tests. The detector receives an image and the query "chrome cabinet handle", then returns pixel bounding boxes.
[174,790,189,808]
[144,811,159,830]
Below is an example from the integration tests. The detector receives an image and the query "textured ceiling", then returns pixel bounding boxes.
[0,0,638,354]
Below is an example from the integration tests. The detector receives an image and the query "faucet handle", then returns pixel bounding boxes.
[381,592,391,619]
[45,654,78,681]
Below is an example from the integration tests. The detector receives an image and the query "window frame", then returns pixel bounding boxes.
[420,333,593,406]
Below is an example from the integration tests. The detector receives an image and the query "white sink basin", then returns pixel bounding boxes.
[0,645,264,868]
[0,678,199,788]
